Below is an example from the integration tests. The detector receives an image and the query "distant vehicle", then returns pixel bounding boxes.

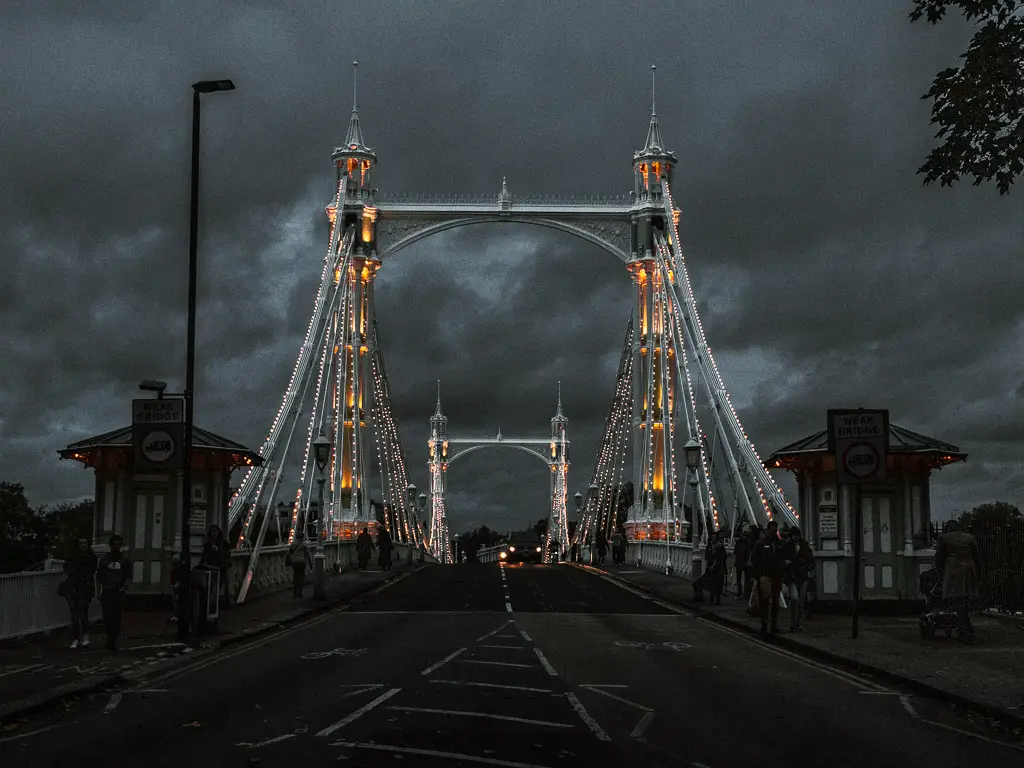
[499,531,543,564]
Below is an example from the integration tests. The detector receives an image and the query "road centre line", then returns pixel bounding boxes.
[238,733,296,749]
[516,624,533,643]
[330,741,554,768]
[533,648,558,677]
[480,644,526,650]
[420,648,467,675]
[565,692,611,741]
[505,601,514,612]
[459,659,534,669]
[429,679,554,694]
[387,705,572,729]
[316,687,402,737]
[630,711,655,739]
[103,693,122,714]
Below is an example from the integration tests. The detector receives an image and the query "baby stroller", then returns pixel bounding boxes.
[918,568,975,644]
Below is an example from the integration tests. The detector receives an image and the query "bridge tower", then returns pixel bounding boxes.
[546,385,570,561]
[427,382,451,562]
[327,61,381,538]
[626,66,687,541]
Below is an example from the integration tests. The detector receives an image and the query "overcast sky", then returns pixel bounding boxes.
[2,1,1020,534]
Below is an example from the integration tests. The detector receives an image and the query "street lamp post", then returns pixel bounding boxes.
[418,493,427,562]
[453,534,460,564]
[312,432,331,600]
[178,78,235,641]
[573,491,583,563]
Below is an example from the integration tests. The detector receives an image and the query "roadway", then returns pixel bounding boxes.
[1,562,1020,767]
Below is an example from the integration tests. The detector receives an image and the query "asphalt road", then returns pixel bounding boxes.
[1,562,1021,767]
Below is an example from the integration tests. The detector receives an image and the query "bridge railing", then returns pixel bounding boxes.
[0,542,435,639]
[477,545,504,563]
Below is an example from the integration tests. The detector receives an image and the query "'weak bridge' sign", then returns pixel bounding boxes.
[827,409,889,485]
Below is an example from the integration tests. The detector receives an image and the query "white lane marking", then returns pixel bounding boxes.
[493,634,518,638]
[565,692,611,741]
[900,695,919,717]
[122,642,187,651]
[316,687,402,737]
[420,648,467,676]
[630,711,655,738]
[301,647,367,660]
[127,689,169,693]
[505,601,513,612]
[237,733,296,749]
[0,724,60,744]
[517,624,533,643]
[429,679,553,694]
[533,648,558,677]
[336,684,384,699]
[576,564,889,693]
[480,644,526,650]
[388,705,572,728]
[859,691,903,695]
[331,741,554,767]
[459,659,533,669]
[0,663,50,679]
[581,683,627,688]
[476,620,515,642]
[580,684,652,711]
[103,692,123,714]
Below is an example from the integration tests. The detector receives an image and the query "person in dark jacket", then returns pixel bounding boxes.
[63,538,97,648]
[287,535,313,598]
[782,527,814,632]
[935,521,981,634]
[595,531,608,566]
[377,526,394,570]
[97,534,133,651]
[751,521,784,633]
[356,527,374,570]
[733,530,751,598]
[705,532,728,605]
[199,524,233,608]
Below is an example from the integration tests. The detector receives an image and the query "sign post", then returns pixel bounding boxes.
[827,409,889,639]
[132,398,185,471]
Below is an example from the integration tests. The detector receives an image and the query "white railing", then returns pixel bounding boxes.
[0,542,435,639]
[477,545,504,563]
[0,565,102,642]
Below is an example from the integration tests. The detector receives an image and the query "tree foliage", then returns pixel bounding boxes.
[1,482,96,572]
[954,499,1022,526]
[910,1,1024,193]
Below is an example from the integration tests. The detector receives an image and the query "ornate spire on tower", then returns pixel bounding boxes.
[432,380,447,422]
[551,382,568,426]
[633,65,676,193]
[333,61,376,172]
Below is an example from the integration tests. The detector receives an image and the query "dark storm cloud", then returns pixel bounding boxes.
[2,1,1020,529]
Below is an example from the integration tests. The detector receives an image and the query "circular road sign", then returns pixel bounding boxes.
[141,430,176,463]
[841,442,881,480]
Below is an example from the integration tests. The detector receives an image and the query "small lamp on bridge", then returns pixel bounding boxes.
[683,438,701,472]
[312,432,331,600]
[574,490,583,510]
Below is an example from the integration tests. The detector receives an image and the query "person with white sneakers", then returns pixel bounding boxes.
[61,537,97,649]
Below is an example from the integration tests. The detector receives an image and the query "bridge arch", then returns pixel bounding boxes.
[447,442,552,467]
[377,216,632,264]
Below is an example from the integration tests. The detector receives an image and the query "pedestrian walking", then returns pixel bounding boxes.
[935,521,981,635]
[199,524,233,608]
[611,529,625,565]
[783,526,814,632]
[733,529,751,598]
[97,534,133,651]
[287,535,313,598]
[751,521,784,634]
[706,532,727,605]
[595,531,608,566]
[377,525,394,570]
[356,527,374,570]
[61,537,97,648]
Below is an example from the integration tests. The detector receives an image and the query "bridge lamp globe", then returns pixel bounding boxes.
[683,438,700,472]
[407,483,416,504]
[313,433,331,474]
[417,492,427,511]
[574,490,583,510]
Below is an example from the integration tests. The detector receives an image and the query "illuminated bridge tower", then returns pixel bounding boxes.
[626,70,684,542]
[546,386,570,562]
[327,62,381,538]
[427,383,451,562]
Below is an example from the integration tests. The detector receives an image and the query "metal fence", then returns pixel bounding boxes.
[0,564,102,642]
[939,518,1024,614]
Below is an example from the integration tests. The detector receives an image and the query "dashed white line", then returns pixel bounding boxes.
[388,705,572,728]
[900,695,919,718]
[420,648,467,676]
[459,659,534,669]
[316,687,402,737]
[517,624,533,643]
[238,733,296,749]
[533,648,558,677]
[429,679,554,694]
[480,644,526,650]
[565,692,611,741]
[103,693,122,714]
[331,741,554,767]
[580,685,652,711]
[505,601,514,612]
[476,621,514,642]
[630,711,655,738]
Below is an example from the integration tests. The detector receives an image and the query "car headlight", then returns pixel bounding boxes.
[508,546,516,552]
[499,551,507,559]
[536,546,542,553]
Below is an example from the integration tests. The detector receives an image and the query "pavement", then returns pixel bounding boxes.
[1,560,1022,767]
[578,562,1024,726]
[0,562,415,724]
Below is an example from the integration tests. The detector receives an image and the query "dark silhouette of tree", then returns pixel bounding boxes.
[954,500,1022,526]
[39,499,94,560]
[910,1,1024,193]
[0,482,51,573]
[532,517,548,539]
